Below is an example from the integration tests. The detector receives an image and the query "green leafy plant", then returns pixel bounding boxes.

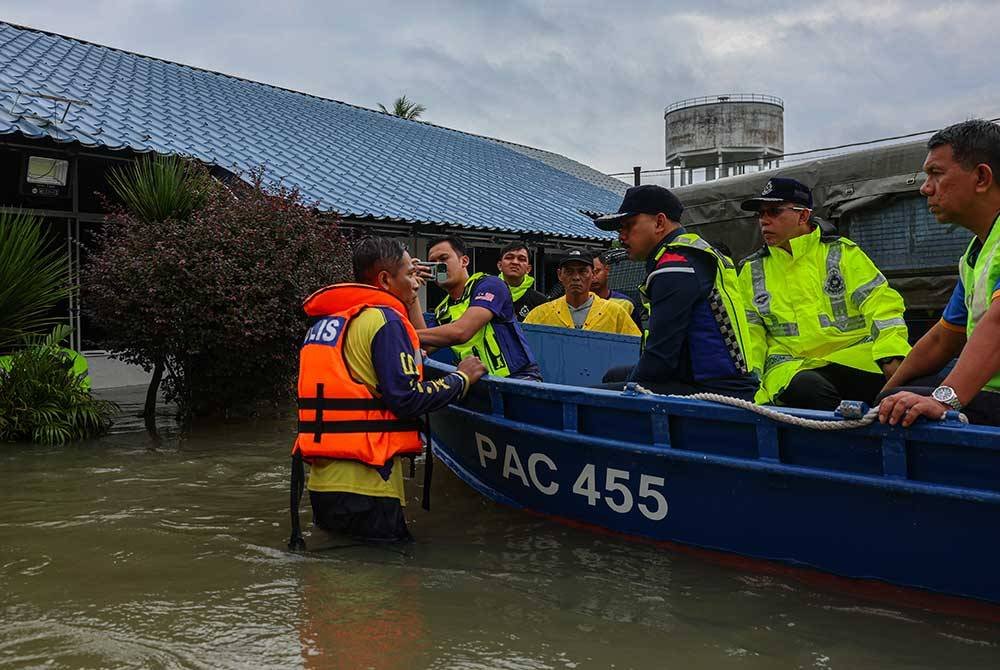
[0,325,117,445]
[107,154,210,224]
[0,210,71,352]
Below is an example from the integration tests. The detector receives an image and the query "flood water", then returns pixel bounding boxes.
[3,388,1000,669]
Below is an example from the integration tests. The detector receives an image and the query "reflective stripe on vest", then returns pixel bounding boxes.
[749,258,799,337]
[434,272,512,377]
[817,243,867,332]
[850,273,887,307]
[958,215,1000,392]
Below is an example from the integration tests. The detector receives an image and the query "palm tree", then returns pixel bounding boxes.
[378,95,427,120]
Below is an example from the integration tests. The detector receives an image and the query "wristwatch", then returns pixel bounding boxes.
[931,385,963,410]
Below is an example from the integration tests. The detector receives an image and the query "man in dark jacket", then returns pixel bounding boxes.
[497,241,547,321]
[593,185,758,400]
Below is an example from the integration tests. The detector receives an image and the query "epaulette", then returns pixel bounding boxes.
[738,246,769,270]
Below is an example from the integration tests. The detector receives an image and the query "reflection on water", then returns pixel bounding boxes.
[2,387,999,669]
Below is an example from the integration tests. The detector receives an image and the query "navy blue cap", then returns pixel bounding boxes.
[740,177,813,211]
[593,185,684,231]
[558,249,594,269]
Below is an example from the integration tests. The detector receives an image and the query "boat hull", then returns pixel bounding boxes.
[429,382,1000,605]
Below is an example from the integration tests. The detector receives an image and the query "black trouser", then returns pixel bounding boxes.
[776,363,886,411]
[309,491,412,542]
[876,375,1000,427]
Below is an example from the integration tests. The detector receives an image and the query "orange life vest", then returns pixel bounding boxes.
[292,283,423,467]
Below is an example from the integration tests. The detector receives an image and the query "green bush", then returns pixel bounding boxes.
[0,210,71,351]
[85,160,351,419]
[0,326,117,445]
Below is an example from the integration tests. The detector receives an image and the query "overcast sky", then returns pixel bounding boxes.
[2,0,997,175]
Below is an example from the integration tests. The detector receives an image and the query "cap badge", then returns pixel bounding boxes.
[761,180,774,195]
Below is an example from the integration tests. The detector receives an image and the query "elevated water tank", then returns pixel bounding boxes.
[664,94,784,184]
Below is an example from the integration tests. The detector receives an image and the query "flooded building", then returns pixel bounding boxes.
[0,21,626,384]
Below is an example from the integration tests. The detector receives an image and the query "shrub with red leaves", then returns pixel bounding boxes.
[84,168,351,418]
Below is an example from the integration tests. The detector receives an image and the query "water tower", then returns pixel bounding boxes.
[664,94,784,185]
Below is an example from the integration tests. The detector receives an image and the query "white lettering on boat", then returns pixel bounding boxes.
[527,453,558,495]
[502,444,529,487]
[471,432,668,517]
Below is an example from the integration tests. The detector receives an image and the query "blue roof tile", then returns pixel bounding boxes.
[0,22,626,240]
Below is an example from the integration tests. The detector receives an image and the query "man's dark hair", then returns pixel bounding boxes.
[352,236,407,284]
[928,119,1000,176]
[428,235,468,257]
[499,240,530,258]
[590,250,610,266]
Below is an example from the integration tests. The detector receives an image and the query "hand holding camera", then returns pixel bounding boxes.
[415,260,448,284]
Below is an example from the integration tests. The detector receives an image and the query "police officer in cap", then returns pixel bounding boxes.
[594,185,758,399]
[737,177,911,410]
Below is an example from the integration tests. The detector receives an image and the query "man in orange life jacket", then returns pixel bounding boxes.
[289,237,486,546]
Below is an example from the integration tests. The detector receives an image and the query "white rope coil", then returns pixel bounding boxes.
[632,386,968,429]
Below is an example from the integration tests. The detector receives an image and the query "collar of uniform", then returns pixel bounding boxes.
[967,210,1000,267]
[786,225,822,259]
[645,226,687,273]
[505,273,535,300]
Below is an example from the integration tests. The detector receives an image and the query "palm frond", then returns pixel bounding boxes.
[0,210,71,351]
[108,155,209,223]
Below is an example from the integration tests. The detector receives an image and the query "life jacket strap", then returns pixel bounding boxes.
[297,397,389,410]
[297,418,423,435]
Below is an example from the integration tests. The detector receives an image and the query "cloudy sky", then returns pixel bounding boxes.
[3,0,997,174]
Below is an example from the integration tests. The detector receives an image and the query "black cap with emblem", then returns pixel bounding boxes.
[740,177,813,211]
[593,185,684,231]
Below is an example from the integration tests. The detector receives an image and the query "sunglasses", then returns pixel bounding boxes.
[757,205,806,219]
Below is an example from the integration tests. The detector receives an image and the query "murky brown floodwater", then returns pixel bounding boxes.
[3,387,1000,669]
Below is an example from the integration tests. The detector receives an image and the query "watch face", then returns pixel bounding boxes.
[932,386,959,407]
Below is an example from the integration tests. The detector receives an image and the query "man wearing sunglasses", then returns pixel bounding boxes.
[737,178,911,410]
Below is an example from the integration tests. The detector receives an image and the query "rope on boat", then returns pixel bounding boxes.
[632,386,969,429]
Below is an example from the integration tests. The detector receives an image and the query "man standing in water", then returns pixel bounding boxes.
[289,237,485,546]
[497,241,547,321]
[593,185,758,399]
[879,120,1000,427]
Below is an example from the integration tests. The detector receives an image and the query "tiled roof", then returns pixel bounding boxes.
[0,22,625,240]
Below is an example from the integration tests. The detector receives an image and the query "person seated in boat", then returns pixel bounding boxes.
[496,240,547,322]
[289,237,487,545]
[418,235,543,381]
[592,185,758,400]
[590,250,643,329]
[878,120,1000,427]
[524,250,640,336]
[737,178,911,410]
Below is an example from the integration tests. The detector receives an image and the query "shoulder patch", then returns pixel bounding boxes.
[656,251,690,267]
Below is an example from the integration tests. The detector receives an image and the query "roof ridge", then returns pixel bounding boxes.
[0,20,607,168]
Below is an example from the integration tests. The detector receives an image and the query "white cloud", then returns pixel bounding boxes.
[1,0,997,175]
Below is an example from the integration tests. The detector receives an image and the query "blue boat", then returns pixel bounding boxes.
[426,324,1000,605]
